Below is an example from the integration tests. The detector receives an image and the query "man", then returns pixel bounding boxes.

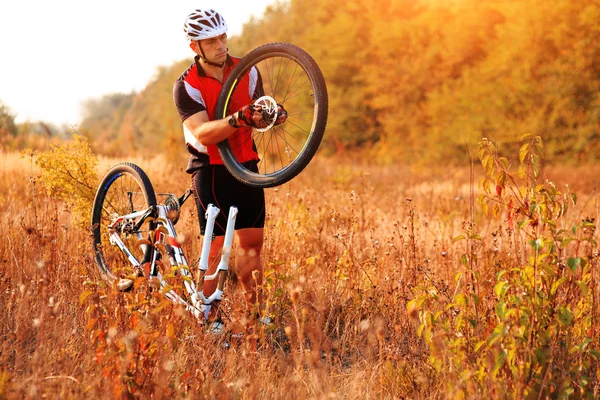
[172,9,285,332]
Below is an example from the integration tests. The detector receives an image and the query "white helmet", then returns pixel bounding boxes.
[183,9,228,41]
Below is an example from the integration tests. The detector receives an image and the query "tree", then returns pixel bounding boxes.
[0,101,18,140]
[80,93,135,155]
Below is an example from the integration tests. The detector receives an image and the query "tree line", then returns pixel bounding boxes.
[2,0,599,164]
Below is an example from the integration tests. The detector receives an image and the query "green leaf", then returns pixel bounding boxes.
[474,340,486,352]
[567,257,581,272]
[494,281,510,298]
[530,238,543,251]
[557,307,573,327]
[576,281,588,296]
[455,293,467,307]
[578,338,592,353]
[495,301,507,320]
[517,164,526,180]
[518,219,532,229]
[492,349,507,377]
[482,154,491,174]
[558,386,574,399]
[496,270,508,280]
[542,219,556,227]
[578,375,590,388]
[550,277,567,296]
[519,143,529,164]
[499,157,509,169]
[561,238,574,247]
[453,235,466,243]
[496,170,507,187]
[520,133,533,141]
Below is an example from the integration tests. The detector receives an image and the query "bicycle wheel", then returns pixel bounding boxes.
[216,42,328,188]
[91,163,157,283]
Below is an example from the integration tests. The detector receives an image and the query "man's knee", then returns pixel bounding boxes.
[237,245,262,259]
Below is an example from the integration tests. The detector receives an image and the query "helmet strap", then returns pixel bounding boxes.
[198,42,225,68]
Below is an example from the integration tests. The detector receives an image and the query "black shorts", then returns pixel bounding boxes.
[191,163,265,236]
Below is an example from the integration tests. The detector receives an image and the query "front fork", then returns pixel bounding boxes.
[193,205,238,319]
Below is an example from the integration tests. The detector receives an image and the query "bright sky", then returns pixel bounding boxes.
[0,1,277,126]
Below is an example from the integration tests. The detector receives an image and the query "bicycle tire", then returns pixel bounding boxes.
[91,163,157,282]
[216,42,328,188]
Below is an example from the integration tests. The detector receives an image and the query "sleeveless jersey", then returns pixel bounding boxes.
[173,55,263,172]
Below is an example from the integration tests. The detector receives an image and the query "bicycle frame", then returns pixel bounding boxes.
[106,200,236,321]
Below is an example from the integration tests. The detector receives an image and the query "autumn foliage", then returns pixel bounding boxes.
[1,131,598,397]
[64,0,600,165]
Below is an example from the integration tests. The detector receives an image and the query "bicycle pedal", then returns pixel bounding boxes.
[116,278,135,292]
[208,320,225,335]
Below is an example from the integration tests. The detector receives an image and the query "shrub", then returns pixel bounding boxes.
[29,134,99,226]
[408,135,599,398]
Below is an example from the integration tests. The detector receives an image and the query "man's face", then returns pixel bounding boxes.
[198,33,228,64]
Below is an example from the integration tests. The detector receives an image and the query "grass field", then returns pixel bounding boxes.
[0,149,598,399]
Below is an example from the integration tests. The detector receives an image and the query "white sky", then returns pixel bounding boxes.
[0,1,277,126]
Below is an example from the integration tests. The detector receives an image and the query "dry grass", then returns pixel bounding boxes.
[0,150,598,399]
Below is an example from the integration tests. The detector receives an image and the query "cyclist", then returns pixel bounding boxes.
[173,9,285,333]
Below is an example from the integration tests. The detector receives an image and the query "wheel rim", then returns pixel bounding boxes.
[95,172,152,279]
[223,52,322,178]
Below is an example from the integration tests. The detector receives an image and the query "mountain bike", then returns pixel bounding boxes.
[90,42,328,324]
[91,162,237,321]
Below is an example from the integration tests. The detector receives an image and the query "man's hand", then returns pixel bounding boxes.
[274,104,287,126]
[236,104,268,129]
[236,103,288,129]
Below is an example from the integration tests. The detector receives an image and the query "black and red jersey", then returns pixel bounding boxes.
[173,55,263,172]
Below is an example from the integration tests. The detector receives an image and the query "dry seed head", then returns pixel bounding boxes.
[375,319,385,339]
[162,359,175,372]
[291,286,301,302]
[359,319,370,331]
[284,326,293,337]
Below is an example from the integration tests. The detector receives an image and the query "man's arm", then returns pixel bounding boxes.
[184,110,237,146]
[185,106,277,146]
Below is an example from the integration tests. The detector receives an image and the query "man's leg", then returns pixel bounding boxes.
[234,227,264,312]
